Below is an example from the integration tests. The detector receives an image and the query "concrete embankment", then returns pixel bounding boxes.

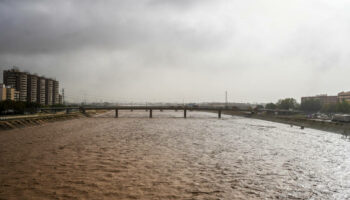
[0,109,109,131]
[222,111,350,136]
[0,113,84,131]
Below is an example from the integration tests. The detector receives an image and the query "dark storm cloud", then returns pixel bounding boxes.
[0,0,148,54]
[0,0,221,55]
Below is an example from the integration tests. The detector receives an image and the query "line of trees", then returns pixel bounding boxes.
[0,100,41,114]
[0,100,66,115]
[265,98,299,110]
[300,99,350,113]
[321,101,350,114]
[300,98,321,112]
[265,98,350,114]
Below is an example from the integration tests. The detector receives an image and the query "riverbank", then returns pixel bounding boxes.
[222,111,350,136]
[0,110,107,131]
[0,113,83,130]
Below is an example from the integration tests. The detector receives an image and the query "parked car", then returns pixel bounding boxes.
[332,114,350,122]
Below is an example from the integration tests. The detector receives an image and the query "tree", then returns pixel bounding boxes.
[0,100,41,114]
[265,103,277,110]
[321,101,350,114]
[256,105,264,109]
[300,99,321,112]
[321,103,337,113]
[276,98,299,110]
[336,100,350,113]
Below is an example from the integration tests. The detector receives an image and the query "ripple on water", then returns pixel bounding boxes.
[0,111,350,199]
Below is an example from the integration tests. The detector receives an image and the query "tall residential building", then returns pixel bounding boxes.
[53,80,59,104]
[0,84,6,100]
[338,91,350,102]
[14,90,20,101]
[45,79,53,105]
[27,74,38,103]
[37,77,46,105]
[3,68,60,105]
[6,87,16,101]
[3,69,28,102]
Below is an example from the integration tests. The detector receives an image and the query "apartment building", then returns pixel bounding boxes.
[3,69,28,102]
[338,91,350,102]
[45,79,53,105]
[27,74,38,103]
[301,94,338,105]
[5,87,16,101]
[14,90,20,101]
[53,80,59,104]
[0,84,6,101]
[2,68,61,105]
[37,77,46,105]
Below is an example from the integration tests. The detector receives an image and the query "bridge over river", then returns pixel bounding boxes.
[40,106,300,119]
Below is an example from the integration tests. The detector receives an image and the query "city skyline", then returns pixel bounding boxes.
[1,1,350,103]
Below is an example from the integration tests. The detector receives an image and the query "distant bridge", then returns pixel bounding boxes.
[40,106,301,119]
[41,106,247,118]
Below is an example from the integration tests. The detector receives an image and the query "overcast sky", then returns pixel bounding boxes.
[1,0,350,103]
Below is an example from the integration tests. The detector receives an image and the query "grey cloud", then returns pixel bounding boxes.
[148,0,206,9]
[1,0,350,103]
[0,0,222,55]
[0,1,146,54]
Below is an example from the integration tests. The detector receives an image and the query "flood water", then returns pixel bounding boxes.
[0,111,350,199]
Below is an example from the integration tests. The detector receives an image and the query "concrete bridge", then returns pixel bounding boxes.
[40,106,247,119]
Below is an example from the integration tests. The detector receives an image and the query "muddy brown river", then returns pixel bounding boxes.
[0,111,350,199]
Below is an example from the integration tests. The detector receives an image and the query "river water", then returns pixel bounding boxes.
[0,111,350,199]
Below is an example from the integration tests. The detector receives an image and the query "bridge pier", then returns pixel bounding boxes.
[149,109,153,118]
[115,109,118,118]
[66,108,70,114]
[184,109,187,118]
[218,110,221,118]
